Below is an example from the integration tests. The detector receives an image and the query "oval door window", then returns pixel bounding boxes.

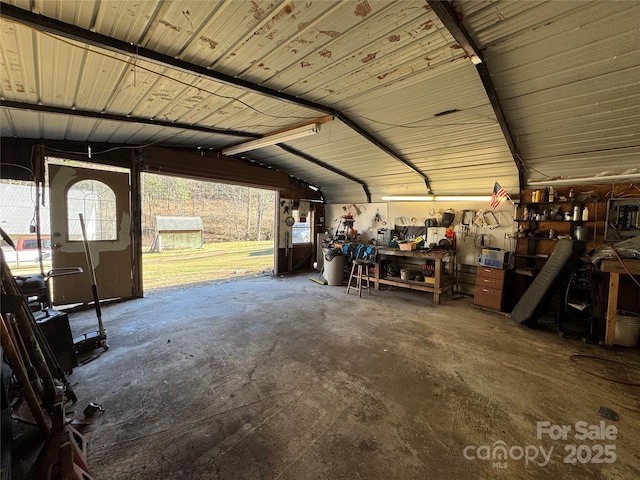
[67,179,117,241]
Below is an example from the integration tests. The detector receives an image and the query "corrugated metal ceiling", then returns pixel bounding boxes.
[457,0,640,183]
[1,1,638,203]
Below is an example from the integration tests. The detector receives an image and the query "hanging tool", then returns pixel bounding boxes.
[73,213,109,354]
[474,233,493,250]
[485,210,501,230]
[461,210,474,241]
[473,210,487,228]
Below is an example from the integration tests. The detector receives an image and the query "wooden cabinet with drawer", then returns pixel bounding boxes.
[474,266,507,311]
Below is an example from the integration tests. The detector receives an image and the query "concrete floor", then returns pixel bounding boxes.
[20,273,640,479]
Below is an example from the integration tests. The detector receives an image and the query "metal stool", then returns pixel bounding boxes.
[346,251,376,297]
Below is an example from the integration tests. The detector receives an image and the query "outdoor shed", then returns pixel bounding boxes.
[152,216,204,252]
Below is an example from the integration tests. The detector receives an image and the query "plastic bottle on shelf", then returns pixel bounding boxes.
[582,206,589,221]
[549,186,555,202]
[543,187,549,202]
[569,188,575,200]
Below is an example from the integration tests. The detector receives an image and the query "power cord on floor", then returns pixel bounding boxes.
[569,354,640,386]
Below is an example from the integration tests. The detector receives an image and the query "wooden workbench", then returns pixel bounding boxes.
[601,258,640,346]
[374,247,456,304]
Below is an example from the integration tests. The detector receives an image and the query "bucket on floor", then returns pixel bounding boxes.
[614,312,640,347]
[323,254,345,286]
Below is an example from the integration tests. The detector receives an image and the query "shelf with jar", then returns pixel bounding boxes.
[506,186,607,314]
[514,197,598,243]
[511,187,600,281]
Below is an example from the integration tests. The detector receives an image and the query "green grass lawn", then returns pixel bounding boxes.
[142,241,274,290]
[6,241,274,292]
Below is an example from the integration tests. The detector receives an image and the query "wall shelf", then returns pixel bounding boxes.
[512,188,600,294]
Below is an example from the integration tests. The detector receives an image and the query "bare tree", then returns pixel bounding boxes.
[140,173,275,245]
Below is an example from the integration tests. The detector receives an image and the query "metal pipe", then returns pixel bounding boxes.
[79,214,106,340]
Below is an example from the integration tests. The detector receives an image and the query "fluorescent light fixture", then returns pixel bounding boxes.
[381,195,434,201]
[434,196,493,202]
[222,124,321,156]
[381,195,493,202]
[528,173,640,186]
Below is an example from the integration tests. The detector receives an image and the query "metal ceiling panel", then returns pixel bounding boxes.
[1,20,39,103]
[1,1,473,198]
[337,58,519,195]
[249,147,356,186]
[458,0,640,185]
[458,0,578,48]
[0,108,240,149]
[74,48,132,111]
[164,1,250,65]
[0,108,15,136]
[63,115,100,141]
[1,108,42,138]
[323,184,371,205]
[30,0,98,29]
[246,3,458,102]
[2,1,637,202]
[143,0,254,60]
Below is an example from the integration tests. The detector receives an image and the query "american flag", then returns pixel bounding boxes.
[490,181,509,209]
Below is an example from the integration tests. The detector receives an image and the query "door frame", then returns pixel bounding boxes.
[48,160,137,304]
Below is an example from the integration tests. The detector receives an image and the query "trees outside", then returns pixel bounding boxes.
[141,173,275,249]
[1,170,275,258]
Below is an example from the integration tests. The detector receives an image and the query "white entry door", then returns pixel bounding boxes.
[48,163,133,305]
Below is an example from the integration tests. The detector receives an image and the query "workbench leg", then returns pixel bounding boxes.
[605,272,619,346]
[434,258,442,304]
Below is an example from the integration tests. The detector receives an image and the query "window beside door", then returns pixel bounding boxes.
[292,218,311,244]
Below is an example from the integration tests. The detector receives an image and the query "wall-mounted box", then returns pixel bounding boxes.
[604,198,640,242]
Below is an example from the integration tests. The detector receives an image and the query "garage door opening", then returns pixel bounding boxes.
[141,173,275,291]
